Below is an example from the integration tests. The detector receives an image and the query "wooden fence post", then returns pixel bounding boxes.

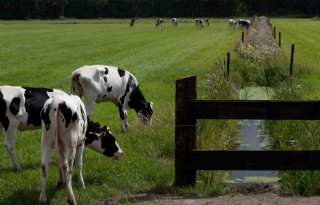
[174,76,197,187]
[226,52,230,78]
[290,44,295,77]
[241,31,244,43]
[279,32,281,48]
[274,26,276,39]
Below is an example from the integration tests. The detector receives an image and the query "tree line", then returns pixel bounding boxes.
[1,0,319,20]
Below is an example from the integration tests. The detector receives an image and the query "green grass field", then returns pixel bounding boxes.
[0,18,319,204]
[271,19,320,82]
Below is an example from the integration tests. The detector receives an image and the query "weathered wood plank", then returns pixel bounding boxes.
[178,150,320,170]
[181,100,320,120]
[175,76,197,187]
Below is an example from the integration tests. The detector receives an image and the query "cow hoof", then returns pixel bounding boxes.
[15,167,22,172]
[39,201,46,205]
[78,181,85,188]
[67,198,76,205]
[57,181,64,189]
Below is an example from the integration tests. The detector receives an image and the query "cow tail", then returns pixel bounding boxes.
[52,100,62,154]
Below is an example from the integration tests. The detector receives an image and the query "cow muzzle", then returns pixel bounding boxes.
[112,150,123,160]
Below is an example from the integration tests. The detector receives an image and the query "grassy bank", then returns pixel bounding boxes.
[230,17,320,196]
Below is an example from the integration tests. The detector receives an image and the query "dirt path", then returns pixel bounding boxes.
[89,192,320,205]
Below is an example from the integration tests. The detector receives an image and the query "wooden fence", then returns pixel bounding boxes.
[175,76,320,187]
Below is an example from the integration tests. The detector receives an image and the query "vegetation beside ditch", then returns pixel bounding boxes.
[216,16,320,196]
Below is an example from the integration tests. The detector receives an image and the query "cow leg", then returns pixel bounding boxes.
[75,143,85,188]
[4,122,21,171]
[118,104,127,133]
[0,124,3,139]
[39,138,51,205]
[63,150,76,205]
[84,100,94,116]
[83,93,97,116]
[124,110,129,128]
[55,148,64,188]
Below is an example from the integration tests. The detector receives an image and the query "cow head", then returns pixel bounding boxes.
[137,102,153,125]
[85,119,123,160]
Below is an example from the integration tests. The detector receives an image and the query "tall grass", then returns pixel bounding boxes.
[229,17,320,196]
[265,80,320,196]
[196,65,240,196]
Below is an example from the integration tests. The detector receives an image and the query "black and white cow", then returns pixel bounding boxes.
[130,18,135,27]
[239,19,251,29]
[0,86,122,171]
[155,18,163,31]
[0,86,66,171]
[39,94,123,205]
[229,19,237,29]
[172,18,178,26]
[195,19,203,28]
[205,18,210,26]
[70,65,153,133]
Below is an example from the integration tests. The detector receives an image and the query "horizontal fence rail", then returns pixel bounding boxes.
[177,150,320,171]
[174,75,320,187]
[181,100,320,120]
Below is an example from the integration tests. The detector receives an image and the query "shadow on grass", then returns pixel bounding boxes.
[100,187,208,205]
[0,162,40,173]
[2,184,59,205]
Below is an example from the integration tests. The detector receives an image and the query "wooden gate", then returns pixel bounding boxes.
[175,76,320,187]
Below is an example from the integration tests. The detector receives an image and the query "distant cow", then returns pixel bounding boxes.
[39,94,123,205]
[130,18,135,27]
[195,19,203,28]
[229,19,237,29]
[239,19,251,29]
[155,18,163,31]
[172,18,178,26]
[70,65,153,133]
[205,18,210,26]
[0,86,122,171]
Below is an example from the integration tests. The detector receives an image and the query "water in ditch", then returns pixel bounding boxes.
[229,87,280,186]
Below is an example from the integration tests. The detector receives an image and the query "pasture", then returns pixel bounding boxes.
[0,18,319,204]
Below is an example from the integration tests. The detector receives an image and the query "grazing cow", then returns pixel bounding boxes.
[155,18,163,31]
[39,94,123,205]
[172,18,178,26]
[195,19,203,28]
[205,18,210,26]
[85,119,122,159]
[130,18,135,27]
[239,19,251,29]
[70,65,153,133]
[0,86,122,171]
[229,19,237,29]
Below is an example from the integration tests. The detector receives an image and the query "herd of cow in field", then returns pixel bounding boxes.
[129,17,252,30]
[0,65,153,204]
[1,17,252,204]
